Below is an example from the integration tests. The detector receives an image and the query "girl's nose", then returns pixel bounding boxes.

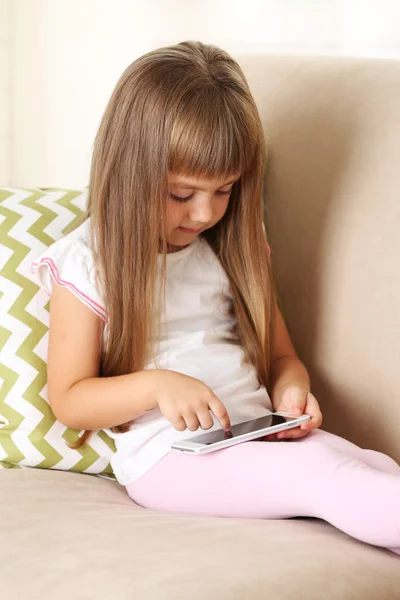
[189,196,213,224]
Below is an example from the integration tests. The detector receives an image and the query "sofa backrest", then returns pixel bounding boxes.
[239,54,400,461]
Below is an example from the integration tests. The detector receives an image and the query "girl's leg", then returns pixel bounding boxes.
[127,432,400,556]
[296,429,400,476]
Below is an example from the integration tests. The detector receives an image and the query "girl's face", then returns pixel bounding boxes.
[165,172,241,250]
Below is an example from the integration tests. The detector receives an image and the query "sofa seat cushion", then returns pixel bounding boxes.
[0,469,398,600]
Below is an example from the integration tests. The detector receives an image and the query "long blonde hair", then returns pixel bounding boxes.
[72,41,275,448]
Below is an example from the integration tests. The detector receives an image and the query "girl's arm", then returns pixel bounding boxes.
[47,285,230,433]
[47,285,158,430]
[268,299,323,438]
[269,299,310,408]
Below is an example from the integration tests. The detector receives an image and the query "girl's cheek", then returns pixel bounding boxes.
[168,206,186,229]
[166,202,179,222]
[164,209,175,230]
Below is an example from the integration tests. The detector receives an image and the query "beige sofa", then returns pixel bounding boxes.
[1,54,400,598]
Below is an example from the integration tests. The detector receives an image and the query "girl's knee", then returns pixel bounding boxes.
[291,432,344,465]
[221,434,344,475]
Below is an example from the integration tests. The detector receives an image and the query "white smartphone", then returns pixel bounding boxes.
[170,412,311,454]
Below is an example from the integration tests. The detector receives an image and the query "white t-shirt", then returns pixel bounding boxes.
[31,220,273,485]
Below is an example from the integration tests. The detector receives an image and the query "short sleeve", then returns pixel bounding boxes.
[30,232,107,322]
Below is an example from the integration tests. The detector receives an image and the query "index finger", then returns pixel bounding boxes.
[209,398,231,431]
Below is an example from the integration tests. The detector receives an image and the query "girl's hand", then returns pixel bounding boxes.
[154,370,231,433]
[266,385,323,440]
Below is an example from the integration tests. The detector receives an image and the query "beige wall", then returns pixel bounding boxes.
[0,0,10,184]
[2,0,400,188]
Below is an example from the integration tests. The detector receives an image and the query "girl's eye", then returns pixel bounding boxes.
[169,193,193,203]
[168,188,233,203]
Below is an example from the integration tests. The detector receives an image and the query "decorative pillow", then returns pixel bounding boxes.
[0,187,115,475]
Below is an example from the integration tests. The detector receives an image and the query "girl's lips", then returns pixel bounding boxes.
[178,226,202,234]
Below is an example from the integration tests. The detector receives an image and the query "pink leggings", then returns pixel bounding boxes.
[126,429,400,556]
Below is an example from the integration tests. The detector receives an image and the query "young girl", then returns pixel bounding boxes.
[31,41,400,556]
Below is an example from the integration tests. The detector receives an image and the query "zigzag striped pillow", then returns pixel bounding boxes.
[0,187,115,475]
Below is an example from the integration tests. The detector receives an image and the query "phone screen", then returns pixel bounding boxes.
[189,414,291,445]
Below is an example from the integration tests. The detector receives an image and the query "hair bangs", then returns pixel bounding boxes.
[168,91,258,179]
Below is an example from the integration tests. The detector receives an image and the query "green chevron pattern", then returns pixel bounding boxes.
[0,187,115,475]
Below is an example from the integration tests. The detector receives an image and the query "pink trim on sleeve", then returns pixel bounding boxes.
[31,258,107,322]
[265,241,271,257]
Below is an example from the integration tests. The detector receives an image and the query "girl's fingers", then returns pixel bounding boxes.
[183,412,201,432]
[209,398,231,432]
[172,415,187,432]
[197,408,214,431]
[277,427,308,440]
[278,394,323,439]
[302,392,323,429]
[262,432,279,441]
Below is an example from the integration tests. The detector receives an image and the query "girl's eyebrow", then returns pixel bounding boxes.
[170,177,240,190]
